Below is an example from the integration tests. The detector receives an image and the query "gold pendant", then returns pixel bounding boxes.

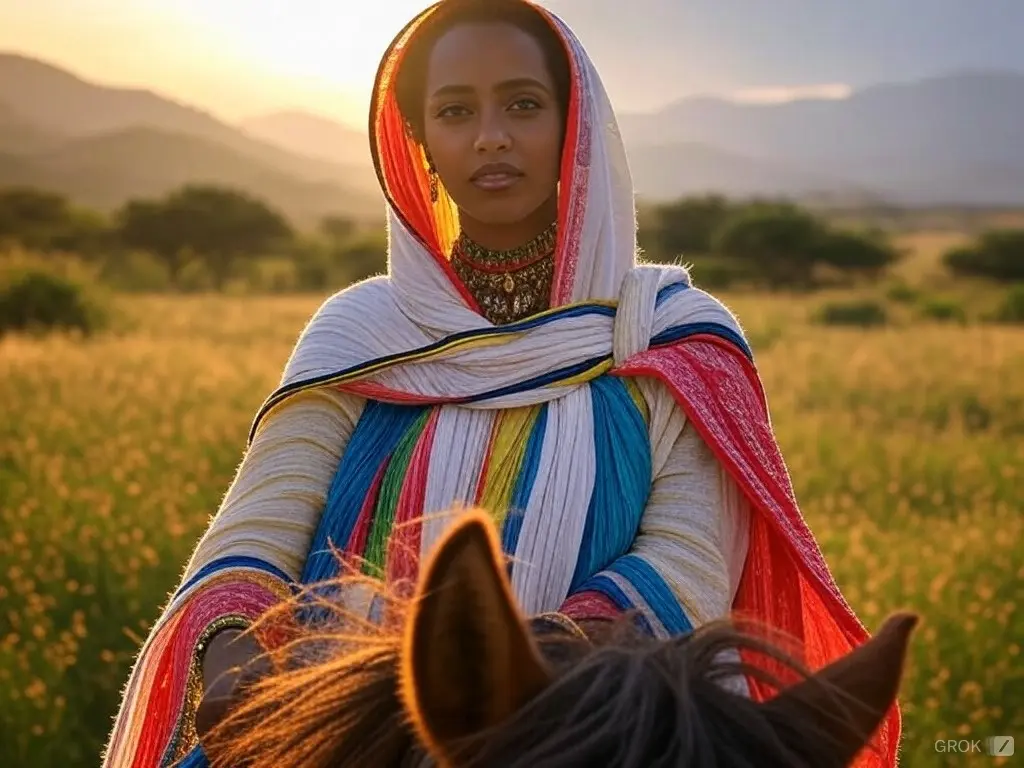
[503,274,515,293]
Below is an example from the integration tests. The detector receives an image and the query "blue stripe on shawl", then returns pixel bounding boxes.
[578,573,655,637]
[651,321,753,360]
[301,401,427,583]
[570,376,651,591]
[174,556,295,599]
[172,745,208,767]
[608,554,694,635]
[655,280,690,306]
[464,355,608,404]
[501,404,548,558]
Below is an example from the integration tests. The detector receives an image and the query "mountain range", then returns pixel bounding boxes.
[1,51,1022,228]
[0,53,383,227]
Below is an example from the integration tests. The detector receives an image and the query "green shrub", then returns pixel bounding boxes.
[291,240,335,292]
[175,258,215,293]
[98,250,173,293]
[990,284,1024,324]
[0,261,109,336]
[918,297,967,324]
[337,231,388,284]
[243,257,298,294]
[885,281,920,303]
[813,299,889,328]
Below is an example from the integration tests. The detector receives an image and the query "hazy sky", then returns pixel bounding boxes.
[0,0,1018,127]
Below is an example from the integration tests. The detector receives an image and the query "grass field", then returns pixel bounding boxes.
[1,233,1021,766]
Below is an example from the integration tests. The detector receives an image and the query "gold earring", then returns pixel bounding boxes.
[428,165,439,203]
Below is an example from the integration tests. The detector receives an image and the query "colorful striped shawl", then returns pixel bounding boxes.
[101,281,898,768]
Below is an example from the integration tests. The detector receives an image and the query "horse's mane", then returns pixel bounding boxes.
[198,512,915,768]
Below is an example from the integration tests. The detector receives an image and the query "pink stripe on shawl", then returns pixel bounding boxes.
[386,409,439,590]
[126,579,285,768]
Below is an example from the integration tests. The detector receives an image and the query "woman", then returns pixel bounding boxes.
[103,1,900,766]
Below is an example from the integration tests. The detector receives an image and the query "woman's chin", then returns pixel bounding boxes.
[459,204,535,228]
[457,197,556,231]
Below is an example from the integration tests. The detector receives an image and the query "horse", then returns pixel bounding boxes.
[196,508,917,767]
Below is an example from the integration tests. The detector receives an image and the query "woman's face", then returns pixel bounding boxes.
[422,22,564,246]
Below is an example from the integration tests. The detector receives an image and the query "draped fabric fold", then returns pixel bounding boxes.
[103,2,898,766]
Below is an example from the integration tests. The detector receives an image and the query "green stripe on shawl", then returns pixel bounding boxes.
[363,409,431,578]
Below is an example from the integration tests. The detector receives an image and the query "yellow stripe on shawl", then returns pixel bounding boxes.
[476,405,540,528]
[558,358,614,388]
[624,378,650,425]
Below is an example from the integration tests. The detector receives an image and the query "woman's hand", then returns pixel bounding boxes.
[195,628,271,740]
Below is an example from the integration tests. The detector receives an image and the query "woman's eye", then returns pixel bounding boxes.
[436,104,470,118]
[509,98,541,111]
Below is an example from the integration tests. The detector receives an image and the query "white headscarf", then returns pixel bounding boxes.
[264,0,741,412]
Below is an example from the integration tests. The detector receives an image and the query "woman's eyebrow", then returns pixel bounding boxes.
[429,77,551,100]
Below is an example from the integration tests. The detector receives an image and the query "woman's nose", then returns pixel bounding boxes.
[473,109,511,153]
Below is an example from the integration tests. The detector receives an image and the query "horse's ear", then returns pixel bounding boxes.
[763,612,918,764]
[401,509,552,763]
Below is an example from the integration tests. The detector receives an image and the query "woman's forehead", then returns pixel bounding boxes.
[424,22,554,96]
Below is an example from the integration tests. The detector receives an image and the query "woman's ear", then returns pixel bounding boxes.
[400,510,552,764]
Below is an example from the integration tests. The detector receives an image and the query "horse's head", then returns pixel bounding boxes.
[202,509,917,767]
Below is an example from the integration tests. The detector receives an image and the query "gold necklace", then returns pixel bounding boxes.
[451,223,557,325]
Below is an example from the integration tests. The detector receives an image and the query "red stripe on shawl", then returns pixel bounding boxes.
[344,462,388,573]
[545,8,587,305]
[129,581,283,768]
[560,590,620,622]
[368,2,483,316]
[386,409,439,591]
[344,381,450,405]
[612,335,900,768]
[473,416,500,504]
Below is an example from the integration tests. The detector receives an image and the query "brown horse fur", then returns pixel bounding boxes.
[198,508,917,768]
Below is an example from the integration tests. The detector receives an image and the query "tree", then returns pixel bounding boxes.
[651,194,733,256]
[943,229,1024,282]
[0,188,67,244]
[118,199,188,283]
[712,202,826,289]
[117,185,293,289]
[0,187,111,256]
[816,229,900,279]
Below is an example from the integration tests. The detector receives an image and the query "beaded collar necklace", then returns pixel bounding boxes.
[450,221,557,325]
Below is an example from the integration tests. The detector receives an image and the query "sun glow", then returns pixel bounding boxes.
[169,0,434,92]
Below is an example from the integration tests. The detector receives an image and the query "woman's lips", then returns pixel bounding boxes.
[471,172,523,191]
